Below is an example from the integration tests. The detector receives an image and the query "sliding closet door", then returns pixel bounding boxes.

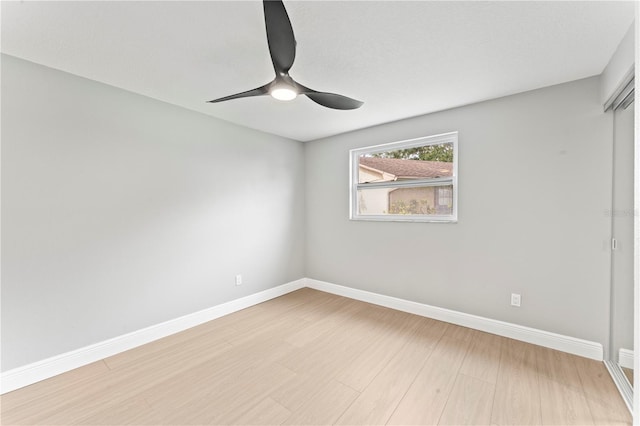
[611,99,635,383]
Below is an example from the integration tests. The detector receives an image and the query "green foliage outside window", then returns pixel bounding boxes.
[388,199,435,215]
[372,144,453,163]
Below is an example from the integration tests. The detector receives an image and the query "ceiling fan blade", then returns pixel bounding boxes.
[302,90,363,110]
[207,84,270,104]
[207,3,361,111]
[264,0,296,74]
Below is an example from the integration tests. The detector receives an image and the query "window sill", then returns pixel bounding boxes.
[350,216,458,223]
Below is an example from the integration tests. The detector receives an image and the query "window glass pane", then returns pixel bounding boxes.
[350,132,457,222]
[357,184,454,216]
[358,142,453,184]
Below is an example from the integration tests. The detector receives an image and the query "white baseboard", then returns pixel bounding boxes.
[0,279,306,394]
[619,348,634,369]
[2,277,605,394]
[305,278,603,361]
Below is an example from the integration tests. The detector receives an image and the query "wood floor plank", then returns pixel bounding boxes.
[225,311,312,347]
[283,311,346,348]
[70,396,164,426]
[41,345,238,424]
[573,356,632,425]
[335,309,439,392]
[270,372,335,412]
[387,326,473,425]
[335,318,439,425]
[27,339,232,425]
[142,338,286,409]
[0,360,110,414]
[275,305,382,378]
[585,397,633,426]
[228,397,291,425]
[535,344,584,391]
[459,330,503,384]
[10,339,234,425]
[539,374,595,425]
[437,373,495,425]
[282,379,359,425]
[490,338,543,425]
[147,359,296,425]
[196,363,297,425]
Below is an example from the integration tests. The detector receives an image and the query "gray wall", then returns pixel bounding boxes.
[305,76,614,345]
[1,55,305,371]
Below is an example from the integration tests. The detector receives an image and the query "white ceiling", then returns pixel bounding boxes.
[1,1,635,141]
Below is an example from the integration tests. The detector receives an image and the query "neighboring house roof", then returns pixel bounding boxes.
[359,157,452,180]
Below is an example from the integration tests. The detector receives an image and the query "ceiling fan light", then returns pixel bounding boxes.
[270,86,297,101]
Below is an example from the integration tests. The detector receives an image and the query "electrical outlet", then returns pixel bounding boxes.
[510,293,521,307]
[235,274,242,286]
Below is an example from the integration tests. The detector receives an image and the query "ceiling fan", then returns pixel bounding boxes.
[207,0,363,110]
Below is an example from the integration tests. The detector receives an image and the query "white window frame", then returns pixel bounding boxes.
[349,131,458,223]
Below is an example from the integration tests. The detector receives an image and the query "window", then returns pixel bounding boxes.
[350,132,458,222]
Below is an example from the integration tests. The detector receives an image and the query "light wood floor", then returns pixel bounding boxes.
[1,288,632,425]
